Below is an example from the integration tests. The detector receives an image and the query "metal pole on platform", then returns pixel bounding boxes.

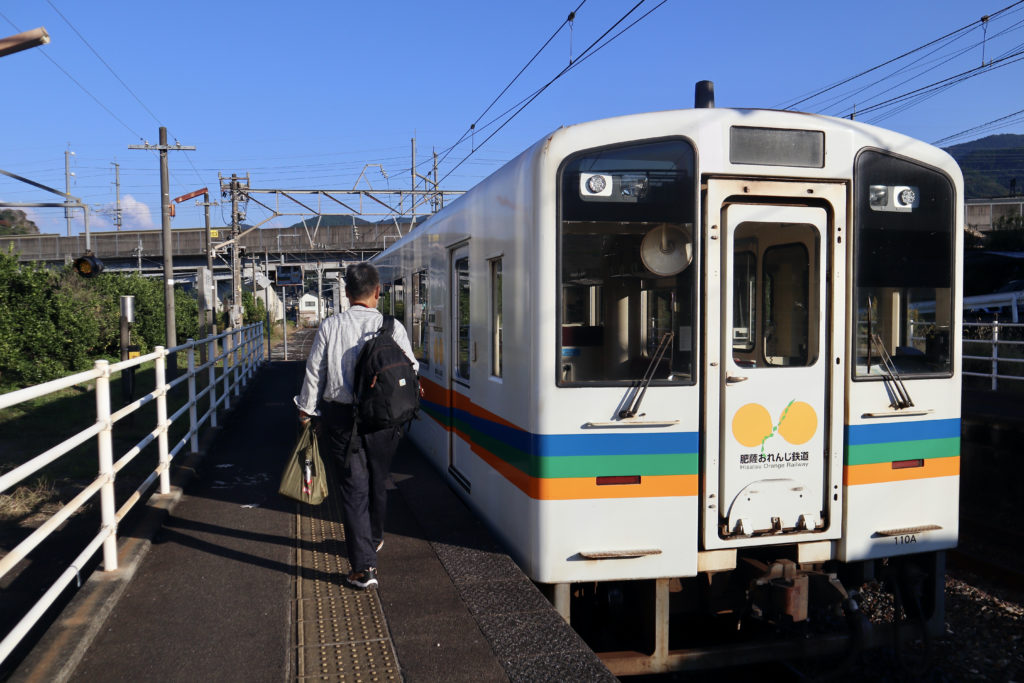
[129,129,196,379]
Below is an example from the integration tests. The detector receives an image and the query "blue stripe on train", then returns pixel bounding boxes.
[845,418,960,446]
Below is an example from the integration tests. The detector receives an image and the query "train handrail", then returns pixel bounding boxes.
[0,323,265,667]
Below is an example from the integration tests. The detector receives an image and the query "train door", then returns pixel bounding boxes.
[703,180,845,549]
[448,243,473,490]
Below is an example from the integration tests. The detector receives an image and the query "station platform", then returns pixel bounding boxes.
[12,361,614,682]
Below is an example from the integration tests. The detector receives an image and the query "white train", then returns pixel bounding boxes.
[374,84,962,674]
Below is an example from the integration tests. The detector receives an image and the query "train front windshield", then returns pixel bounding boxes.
[558,139,697,385]
[853,151,955,378]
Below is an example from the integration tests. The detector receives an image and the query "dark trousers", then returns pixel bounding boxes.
[322,402,401,573]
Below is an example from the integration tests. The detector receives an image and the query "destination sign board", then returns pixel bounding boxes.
[274,265,304,286]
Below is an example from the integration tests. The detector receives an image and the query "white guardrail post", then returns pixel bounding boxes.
[233,328,242,397]
[223,332,232,411]
[991,320,1000,391]
[0,326,271,667]
[94,360,118,571]
[208,335,219,429]
[187,340,199,454]
[155,346,170,495]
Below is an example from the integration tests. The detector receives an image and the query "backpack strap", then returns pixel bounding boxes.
[380,314,395,336]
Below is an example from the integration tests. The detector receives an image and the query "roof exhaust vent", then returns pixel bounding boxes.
[695,80,715,109]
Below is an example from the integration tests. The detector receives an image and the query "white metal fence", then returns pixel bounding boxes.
[0,323,264,666]
[964,321,1024,390]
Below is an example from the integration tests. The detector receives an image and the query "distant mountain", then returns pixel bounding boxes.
[285,213,432,231]
[0,209,39,235]
[286,214,374,229]
[944,134,1024,199]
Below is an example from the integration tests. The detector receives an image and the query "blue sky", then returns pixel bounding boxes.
[2,0,1022,235]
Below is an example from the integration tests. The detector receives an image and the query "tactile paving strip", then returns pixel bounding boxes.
[292,476,401,681]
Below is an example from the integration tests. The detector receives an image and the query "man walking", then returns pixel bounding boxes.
[294,262,418,589]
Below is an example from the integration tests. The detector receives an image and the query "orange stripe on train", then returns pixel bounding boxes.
[843,456,959,486]
[462,429,698,500]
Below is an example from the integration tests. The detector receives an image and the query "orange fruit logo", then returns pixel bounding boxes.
[731,400,817,453]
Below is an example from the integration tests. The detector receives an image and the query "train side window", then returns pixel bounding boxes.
[853,151,954,378]
[394,278,405,323]
[733,249,757,353]
[455,256,471,381]
[490,257,503,377]
[412,269,429,366]
[558,138,696,385]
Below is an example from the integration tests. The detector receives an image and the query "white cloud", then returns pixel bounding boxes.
[120,195,156,229]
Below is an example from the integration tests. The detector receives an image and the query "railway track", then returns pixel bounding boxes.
[270,326,317,362]
[950,515,1024,592]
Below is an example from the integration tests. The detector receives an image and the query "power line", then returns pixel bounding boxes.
[44,0,163,127]
[932,108,1024,144]
[779,0,1024,111]
[851,48,1024,119]
[0,10,145,142]
[436,1,588,172]
[440,0,667,185]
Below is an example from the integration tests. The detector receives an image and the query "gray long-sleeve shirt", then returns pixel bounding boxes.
[293,306,419,416]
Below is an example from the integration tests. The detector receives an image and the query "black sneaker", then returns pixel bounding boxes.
[345,568,378,590]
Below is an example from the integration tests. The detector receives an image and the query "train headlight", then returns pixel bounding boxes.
[580,173,612,197]
[869,184,919,213]
[580,172,650,203]
[896,187,917,207]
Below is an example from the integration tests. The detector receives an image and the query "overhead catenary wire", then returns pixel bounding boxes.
[44,0,163,128]
[778,0,1024,112]
[932,108,1024,145]
[42,3,208,197]
[850,48,1024,120]
[439,0,668,185]
[0,10,145,144]
[435,0,589,173]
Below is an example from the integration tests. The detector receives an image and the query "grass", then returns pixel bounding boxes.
[0,477,57,522]
[0,350,250,530]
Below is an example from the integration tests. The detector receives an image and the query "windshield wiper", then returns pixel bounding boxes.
[870,333,914,409]
[620,332,674,419]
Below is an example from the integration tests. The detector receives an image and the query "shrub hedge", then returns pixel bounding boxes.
[0,249,265,391]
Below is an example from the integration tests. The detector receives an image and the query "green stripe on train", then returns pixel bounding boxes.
[454,414,699,479]
[844,437,960,466]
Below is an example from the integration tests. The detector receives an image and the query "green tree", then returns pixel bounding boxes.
[0,251,206,389]
[0,209,40,235]
[0,251,105,387]
[241,290,268,333]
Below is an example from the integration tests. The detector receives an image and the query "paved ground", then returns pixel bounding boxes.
[13,358,612,682]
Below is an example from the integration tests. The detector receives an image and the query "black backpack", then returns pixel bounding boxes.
[351,315,420,433]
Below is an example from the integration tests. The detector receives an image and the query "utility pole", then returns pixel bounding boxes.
[433,148,440,211]
[129,127,196,378]
[264,248,271,360]
[200,191,217,338]
[112,162,122,230]
[64,147,74,237]
[219,173,249,329]
[231,175,242,328]
[410,137,416,224]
